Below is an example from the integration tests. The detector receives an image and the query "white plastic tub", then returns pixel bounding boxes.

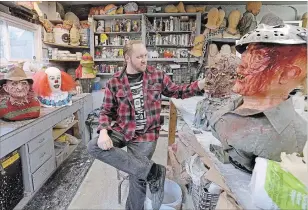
[145,179,182,210]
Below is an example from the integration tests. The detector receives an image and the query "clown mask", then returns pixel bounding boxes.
[45,67,61,93]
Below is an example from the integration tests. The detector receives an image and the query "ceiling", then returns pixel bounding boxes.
[59,0,307,6]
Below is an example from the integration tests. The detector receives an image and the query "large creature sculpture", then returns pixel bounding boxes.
[210,24,307,173]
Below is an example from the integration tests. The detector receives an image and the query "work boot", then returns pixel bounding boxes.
[147,164,166,210]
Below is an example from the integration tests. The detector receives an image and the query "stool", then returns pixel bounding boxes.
[117,169,129,204]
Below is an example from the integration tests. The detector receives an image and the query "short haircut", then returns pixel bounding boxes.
[123,40,143,57]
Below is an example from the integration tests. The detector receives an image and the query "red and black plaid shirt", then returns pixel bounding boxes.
[97,66,203,142]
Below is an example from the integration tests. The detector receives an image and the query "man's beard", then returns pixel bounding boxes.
[131,60,146,72]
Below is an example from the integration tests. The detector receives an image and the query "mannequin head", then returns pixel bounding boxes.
[233,43,307,97]
[246,1,262,16]
[32,67,75,97]
[220,44,232,55]
[209,44,219,56]
[227,10,241,34]
[206,8,219,30]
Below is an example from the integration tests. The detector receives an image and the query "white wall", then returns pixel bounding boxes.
[204,4,307,21]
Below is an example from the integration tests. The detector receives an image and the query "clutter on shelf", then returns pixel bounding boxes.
[148,16,196,32]
[147,34,193,47]
[94,34,138,47]
[147,48,190,59]
[39,11,90,47]
[98,64,124,74]
[95,18,141,33]
[47,48,85,61]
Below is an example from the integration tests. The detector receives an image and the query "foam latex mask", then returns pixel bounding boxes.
[33,67,75,108]
[205,53,240,98]
[233,44,307,105]
[0,66,40,121]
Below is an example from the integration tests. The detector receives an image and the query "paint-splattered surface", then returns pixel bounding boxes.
[22,142,94,210]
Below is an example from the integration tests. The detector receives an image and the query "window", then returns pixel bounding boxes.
[0,11,41,62]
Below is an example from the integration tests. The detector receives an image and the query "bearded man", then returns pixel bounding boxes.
[210,24,307,173]
[0,66,40,121]
[87,40,207,210]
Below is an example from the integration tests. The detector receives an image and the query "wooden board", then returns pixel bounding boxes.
[52,120,79,140]
[168,100,177,146]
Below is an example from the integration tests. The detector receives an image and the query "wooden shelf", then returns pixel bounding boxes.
[148,31,194,34]
[94,58,124,62]
[208,38,238,43]
[95,45,124,47]
[43,42,89,49]
[49,20,63,24]
[66,139,81,160]
[94,32,141,35]
[147,45,193,48]
[52,120,79,140]
[93,14,142,20]
[146,13,200,18]
[148,58,199,62]
[49,59,81,62]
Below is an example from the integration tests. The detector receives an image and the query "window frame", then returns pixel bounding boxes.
[0,11,42,62]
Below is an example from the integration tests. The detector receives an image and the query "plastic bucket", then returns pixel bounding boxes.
[145,179,182,210]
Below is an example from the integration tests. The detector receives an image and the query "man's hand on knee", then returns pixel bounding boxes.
[97,130,113,150]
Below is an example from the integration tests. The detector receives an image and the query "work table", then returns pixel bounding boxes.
[0,93,93,210]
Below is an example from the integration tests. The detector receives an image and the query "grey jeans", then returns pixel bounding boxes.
[87,130,157,210]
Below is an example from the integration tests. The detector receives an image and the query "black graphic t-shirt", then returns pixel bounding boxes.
[127,73,146,132]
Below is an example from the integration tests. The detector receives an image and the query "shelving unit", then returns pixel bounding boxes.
[44,42,90,49]
[49,59,81,62]
[90,13,202,86]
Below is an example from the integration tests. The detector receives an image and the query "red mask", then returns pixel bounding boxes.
[233,44,307,96]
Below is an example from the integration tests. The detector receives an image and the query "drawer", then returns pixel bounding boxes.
[28,129,52,154]
[32,156,55,191]
[29,139,54,173]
